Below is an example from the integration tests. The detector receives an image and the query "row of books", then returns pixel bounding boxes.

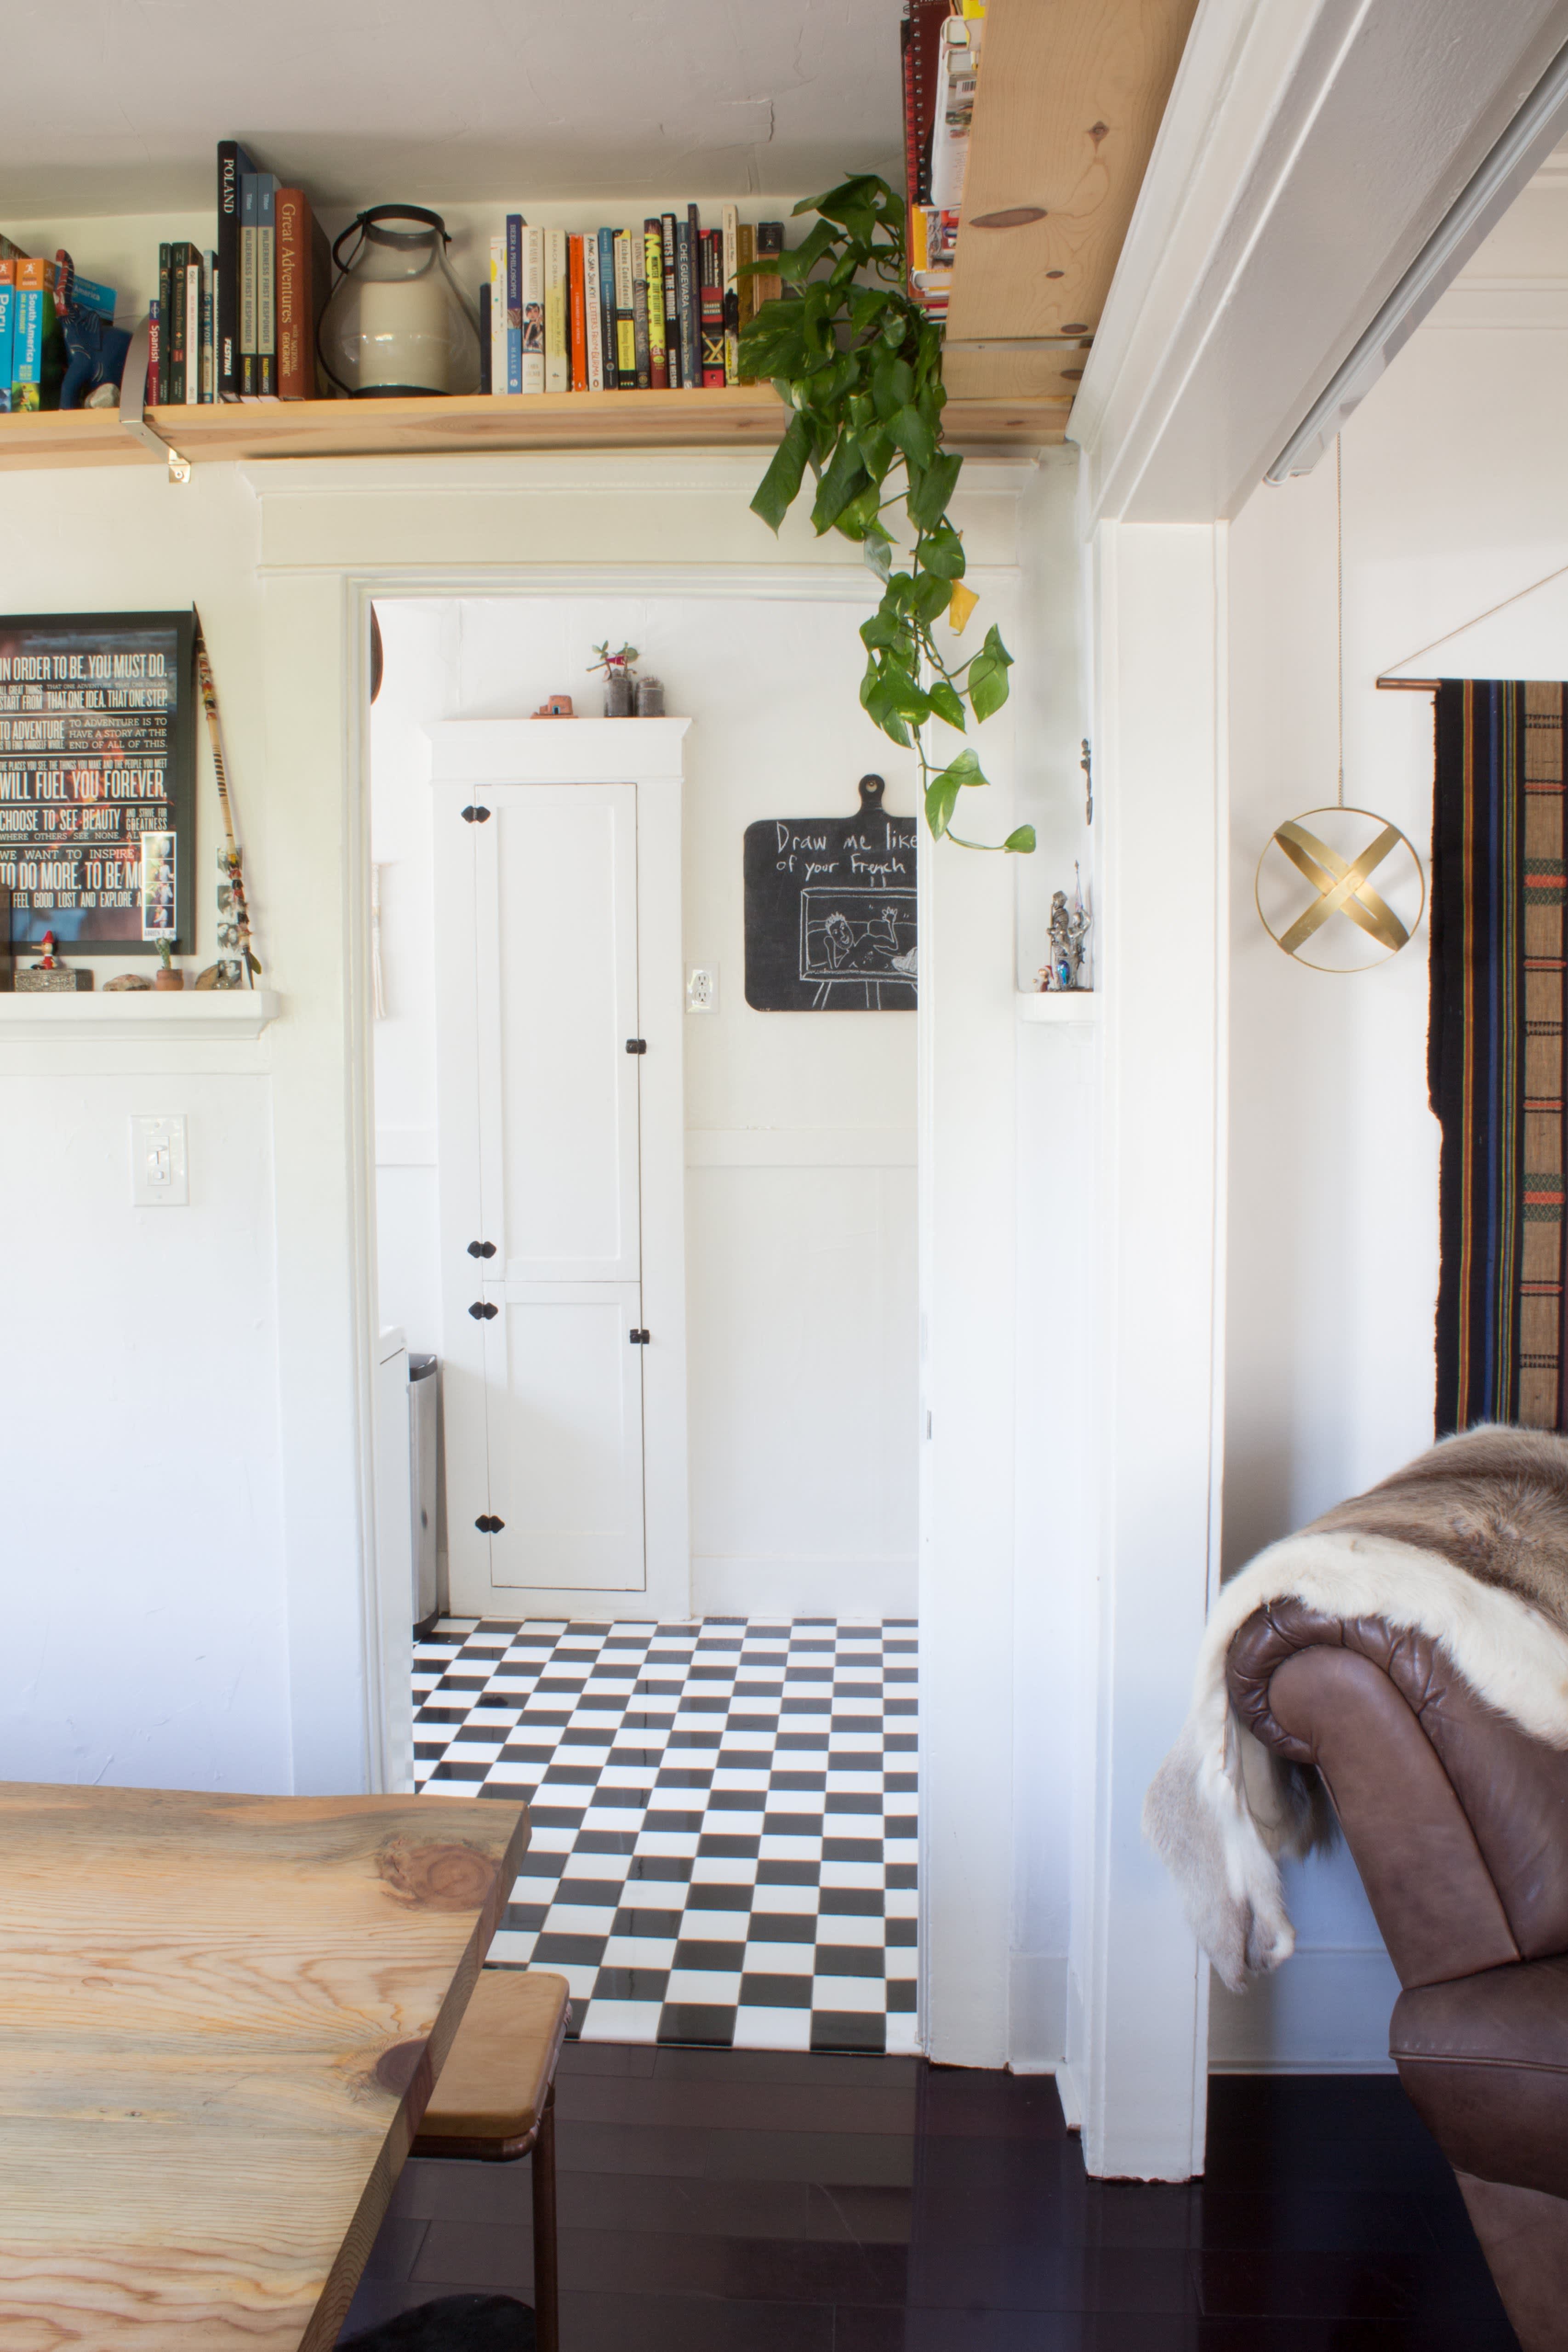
[0,240,114,410]
[902,0,986,314]
[480,210,783,394]
[149,147,331,403]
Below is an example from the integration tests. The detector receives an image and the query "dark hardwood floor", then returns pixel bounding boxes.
[341,2050,1519,2350]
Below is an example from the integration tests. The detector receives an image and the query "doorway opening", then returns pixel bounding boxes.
[367,590,921,2053]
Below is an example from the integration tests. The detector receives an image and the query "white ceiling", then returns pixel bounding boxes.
[0,0,903,217]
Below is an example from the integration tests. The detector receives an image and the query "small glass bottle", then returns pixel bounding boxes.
[604,672,634,718]
[635,677,665,717]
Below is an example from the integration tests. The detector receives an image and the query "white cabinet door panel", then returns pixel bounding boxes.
[483,1284,645,1590]
[477,786,640,1284]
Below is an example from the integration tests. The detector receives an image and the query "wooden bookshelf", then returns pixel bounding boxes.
[0,383,1071,474]
[942,0,1202,401]
[0,0,1197,471]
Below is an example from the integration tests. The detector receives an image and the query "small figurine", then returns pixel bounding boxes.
[35,931,57,970]
[1040,868,1093,992]
[55,251,132,411]
[154,937,184,993]
[530,694,576,719]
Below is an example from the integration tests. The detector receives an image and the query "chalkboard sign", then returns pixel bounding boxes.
[0,609,195,953]
[744,775,917,1010]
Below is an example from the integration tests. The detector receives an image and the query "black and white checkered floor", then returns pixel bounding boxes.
[413,1617,918,2055]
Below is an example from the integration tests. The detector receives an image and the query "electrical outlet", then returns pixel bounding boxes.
[686,965,718,1014]
[131,1114,188,1206]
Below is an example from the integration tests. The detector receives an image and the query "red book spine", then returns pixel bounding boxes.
[568,234,587,391]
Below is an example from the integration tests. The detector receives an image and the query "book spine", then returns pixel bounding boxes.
[0,264,12,413]
[276,192,303,398]
[478,280,491,393]
[521,225,544,394]
[610,232,633,390]
[584,234,604,391]
[157,242,172,402]
[596,228,617,386]
[489,235,506,395]
[145,300,160,406]
[201,251,217,400]
[505,215,522,394]
[700,231,726,387]
[736,222,756,379]
[661,213,680,388]
[631,232,650,390]
[643,220,667,389]
[186,255,201,402]
[168,241,188,405]
[216,139,251,400]
[544,228,567,394]
[755,220,784,311]
[12,261,45,408]
[239,180,258,398]
[257,176,277,398]
[722,203,739,384]
[568,234,587,391]
[675,216,697,390]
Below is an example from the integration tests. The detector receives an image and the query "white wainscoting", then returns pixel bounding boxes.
[686,1128,918,1622]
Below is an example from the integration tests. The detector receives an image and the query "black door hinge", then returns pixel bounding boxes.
[629,1328,650,1345]
[475,1513,504,1534]
[625,1038,647,1054]
[467,1240,496,1258]
[461,804,491,824]
[469,1300,499,1320]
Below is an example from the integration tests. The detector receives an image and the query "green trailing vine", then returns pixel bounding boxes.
[740,174,1033,855]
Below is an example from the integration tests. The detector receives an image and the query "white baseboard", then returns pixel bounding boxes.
[690,1555,918,1619]
[1209,1947,1400,2073]
[1009,1950,1067,2072]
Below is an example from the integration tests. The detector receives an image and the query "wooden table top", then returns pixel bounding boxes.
[0,1780,529,2350]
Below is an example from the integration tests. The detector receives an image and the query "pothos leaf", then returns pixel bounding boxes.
[1003,826,1038,854]
[920,521,967,581]
[967,625,1015,722]
[925,771,962,839]
[749,414,812,532]
[926,678,967,731]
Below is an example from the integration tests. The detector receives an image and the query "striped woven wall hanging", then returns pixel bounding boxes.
[1431,680,1568,1433]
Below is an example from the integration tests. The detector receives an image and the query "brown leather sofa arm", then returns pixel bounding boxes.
[1227,1601,1518,1987]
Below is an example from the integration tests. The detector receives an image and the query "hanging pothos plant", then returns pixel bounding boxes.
[740,174,1033,855]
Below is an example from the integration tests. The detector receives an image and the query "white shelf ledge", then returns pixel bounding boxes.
[1017,988,1095,1024]
[0,988,280,1044]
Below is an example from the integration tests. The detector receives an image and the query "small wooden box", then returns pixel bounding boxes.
[15,967,93,992]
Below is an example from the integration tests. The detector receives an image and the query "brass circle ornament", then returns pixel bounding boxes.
[1255,804,1425,973]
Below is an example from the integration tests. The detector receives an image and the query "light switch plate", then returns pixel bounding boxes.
[686,964,718,1014]
[131,1114,188,1206]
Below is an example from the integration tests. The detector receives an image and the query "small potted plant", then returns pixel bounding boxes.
[587,640,639,718]
[154,937,183,992]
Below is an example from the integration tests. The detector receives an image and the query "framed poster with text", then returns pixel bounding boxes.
[0,609,195,953]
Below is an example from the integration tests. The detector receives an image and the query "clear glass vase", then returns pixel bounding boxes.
[319,206,480,397]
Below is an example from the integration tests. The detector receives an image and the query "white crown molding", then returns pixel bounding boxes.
[0,988,279,1045]
[1424,277,1568,328]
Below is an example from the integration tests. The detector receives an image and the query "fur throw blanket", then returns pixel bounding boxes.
[1144,1426,1568,1991]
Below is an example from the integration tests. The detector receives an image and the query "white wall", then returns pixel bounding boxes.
[1214,160,1568,2069]
[371,589,921,1621]
[0,465,302,1793]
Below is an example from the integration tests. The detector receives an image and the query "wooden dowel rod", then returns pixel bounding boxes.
[1375,678,1441,691]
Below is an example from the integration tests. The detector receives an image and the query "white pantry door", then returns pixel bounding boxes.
[439,782,646,1608]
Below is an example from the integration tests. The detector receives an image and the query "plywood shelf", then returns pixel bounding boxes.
[942,0,1201,402]
[0,383,1069,474]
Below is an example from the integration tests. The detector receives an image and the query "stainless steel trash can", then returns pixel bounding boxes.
[409,1353,443,1632]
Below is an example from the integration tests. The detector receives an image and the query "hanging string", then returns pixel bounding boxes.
[1336,434,1345,809]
